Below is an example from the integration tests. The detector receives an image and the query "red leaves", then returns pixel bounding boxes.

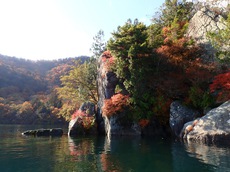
[139,119,150,128]
[102,50,113,59]
[210,71,230,92]
[155,21,217,101]
[101,51,115,77]
[71,110,95,130]
[102,93,129,117]
[210,71,230,102]
[71,110,87,120]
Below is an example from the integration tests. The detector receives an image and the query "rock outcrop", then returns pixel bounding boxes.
[97,52,119,135]
[180,118,200,139]
[22,128,63,137]
[169,101,200,137]
[187,7,226,60]
[184,100,230,145]
[68,102,97,136]
[97,51,143,136]
[103,114,141,136]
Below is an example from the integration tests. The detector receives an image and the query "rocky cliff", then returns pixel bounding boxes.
[97,51,119,135]
[187,7,226,60]
[97,51,142,136]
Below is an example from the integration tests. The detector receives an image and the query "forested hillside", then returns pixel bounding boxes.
[0,0,229,128]
[0,54,89,124]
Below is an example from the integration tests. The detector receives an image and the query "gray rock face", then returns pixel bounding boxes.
[97,53,119,135]
[169,101,200,137]
[68,102,97,137]
[180,118,200,139]
[186,100,230,145]
[187,7,226,60]
[187,7,226,44]
[103,115,141,136]
[97,52,141,136]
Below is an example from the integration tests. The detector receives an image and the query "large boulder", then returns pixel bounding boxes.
[185,100,230,145]
[68,102,97,137]
[169,101,200,137]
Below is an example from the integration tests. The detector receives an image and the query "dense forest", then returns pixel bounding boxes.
[0,0,229,128]
[0,54,89,124]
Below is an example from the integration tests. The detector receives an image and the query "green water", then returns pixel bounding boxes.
[0,125,230,172]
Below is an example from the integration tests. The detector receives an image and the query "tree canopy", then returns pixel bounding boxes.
[57,58,98,120]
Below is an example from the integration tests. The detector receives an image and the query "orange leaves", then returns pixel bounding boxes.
[156,21,215,85]
[156,44,184,64]
[102,93,129,117]
[162,26,169,37]
[210,71,230,102]
[157,19,196,66]
[155,22,217,104]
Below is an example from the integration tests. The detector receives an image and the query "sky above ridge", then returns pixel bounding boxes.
[0,0,164,61]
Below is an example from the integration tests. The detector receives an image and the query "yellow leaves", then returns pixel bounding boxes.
[19,101,33,114]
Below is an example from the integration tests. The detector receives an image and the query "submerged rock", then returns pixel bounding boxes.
[169,101,200,137]
[185,100,230,145]
[22,128,63,137]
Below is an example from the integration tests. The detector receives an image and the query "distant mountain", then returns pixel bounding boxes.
[0,54,89,76]
[0,54,90,99]
[0,54,90,124]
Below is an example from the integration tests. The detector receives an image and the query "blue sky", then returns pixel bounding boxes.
[0,0,165,61]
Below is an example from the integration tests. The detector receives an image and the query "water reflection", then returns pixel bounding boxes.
[1,125,230,172]
[171,141,216,172]
[184,141,230,171]
[68,136,174,172]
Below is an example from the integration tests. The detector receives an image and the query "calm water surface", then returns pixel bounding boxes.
[0,125,230,172]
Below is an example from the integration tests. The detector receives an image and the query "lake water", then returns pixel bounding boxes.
[0,125,230,172]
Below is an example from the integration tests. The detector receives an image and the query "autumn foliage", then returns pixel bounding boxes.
[71,110,95,130]
[210,71,230,102]
[102,93,129,117]
[101,51,115,77]
[155,21,216,103]
[139,119,150,128]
